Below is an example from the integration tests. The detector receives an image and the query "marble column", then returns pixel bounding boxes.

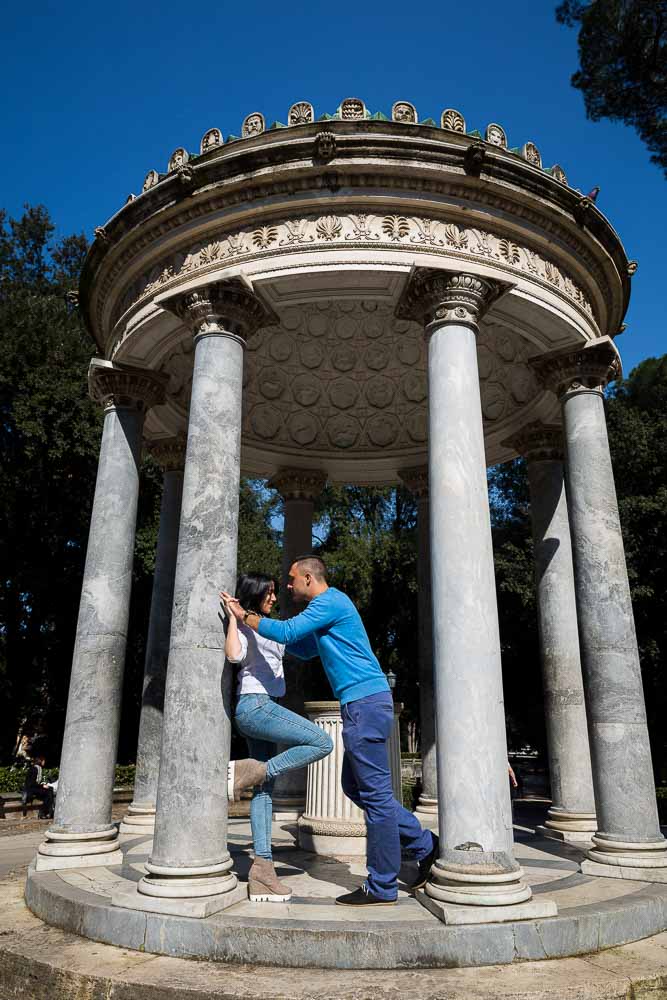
[533,339,667,881]
[298,701,403,857]
[267,469,326,819]
[35,360,166,871]
[399,467,437,827]
[397,270,556,923]
[134,279,275,912]
[510,422,596,843]
[120,437,186,836]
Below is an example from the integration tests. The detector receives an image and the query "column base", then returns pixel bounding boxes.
[416,887,557,924]
[536,808,597,844]
[297,815,366,857]
[114,878,246,917]
[414,795,439,829]
[425,858,533,907]
[35,826,122,872]
[119,803,155,836]
[581,833,667,881]
[138,856,236,900]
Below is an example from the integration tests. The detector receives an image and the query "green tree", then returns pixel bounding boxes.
[557,0,667,174]
[0,206,166,764]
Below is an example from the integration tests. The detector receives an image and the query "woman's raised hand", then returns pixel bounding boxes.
[220,591,245,622]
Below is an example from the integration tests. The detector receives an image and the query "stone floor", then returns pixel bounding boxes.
[48,819,615,923]
[4,807,667,996]
[21,812,667,969]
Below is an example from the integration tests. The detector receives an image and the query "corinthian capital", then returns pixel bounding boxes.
[504,422,564,463]
[88,358,167,413]
[398,465,429,500]
[268,468,327,502]
[157,277,277,342]
[531,337,622,401]
[396,269,502,330]
[147,435,187,472]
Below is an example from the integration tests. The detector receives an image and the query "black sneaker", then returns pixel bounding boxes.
[335,884,397,906]
[410,834,439,891]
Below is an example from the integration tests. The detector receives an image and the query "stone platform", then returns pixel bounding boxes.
[24,817,667,970]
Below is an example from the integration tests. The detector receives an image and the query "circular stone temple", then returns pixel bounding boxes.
[25,97,667,970]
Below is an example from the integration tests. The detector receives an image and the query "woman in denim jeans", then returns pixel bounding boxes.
[222,573,333,902]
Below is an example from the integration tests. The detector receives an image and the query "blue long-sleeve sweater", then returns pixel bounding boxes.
[257,587,389,705]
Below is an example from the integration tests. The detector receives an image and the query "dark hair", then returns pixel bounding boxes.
[292,554,327,582]
[235,573,276,614]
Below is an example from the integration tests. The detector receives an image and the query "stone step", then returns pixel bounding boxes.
[2,871,667,999]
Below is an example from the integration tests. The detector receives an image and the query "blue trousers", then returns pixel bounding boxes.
[235,693,333,860]
[341,691,434,900]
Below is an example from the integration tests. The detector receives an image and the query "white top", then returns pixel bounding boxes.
[228,623,286,697]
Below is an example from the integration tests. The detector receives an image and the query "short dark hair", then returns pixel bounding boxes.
[235,573,276,614]
[292,554,327,582]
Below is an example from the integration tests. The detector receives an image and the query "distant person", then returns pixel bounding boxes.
[222,555,438,907]
[23,753,54,820]
[221,572,333,903]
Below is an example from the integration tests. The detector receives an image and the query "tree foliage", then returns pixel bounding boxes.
[557,0,667,174]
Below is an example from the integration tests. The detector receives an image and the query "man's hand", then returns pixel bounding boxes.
[219,591,245,622]
[508,763,518,789]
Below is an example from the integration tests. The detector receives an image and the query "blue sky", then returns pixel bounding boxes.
[3,0,664,374]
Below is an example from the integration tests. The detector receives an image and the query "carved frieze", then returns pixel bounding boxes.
[109,213,595,349]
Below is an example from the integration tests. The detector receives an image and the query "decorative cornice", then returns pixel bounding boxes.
[504,422,564,463]
[396,269,501,330]
[88,358,167,413]
[531,337,622,400]
[398,465,429,499]
[268,468,327,501]
[157,278,276,341]
[148,435,187,472]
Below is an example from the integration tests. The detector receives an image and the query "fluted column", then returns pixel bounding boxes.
[35,360,166,871]
[135,279,275,911]
[399,467,437,826]
[509,422,596,843]
[298,701,403,857]
[120,437,186,836]
[267,469,326,819]
[397,270,556,922]
[533,339,667,881]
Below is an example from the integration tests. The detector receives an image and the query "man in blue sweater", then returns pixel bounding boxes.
[222,554,438,906]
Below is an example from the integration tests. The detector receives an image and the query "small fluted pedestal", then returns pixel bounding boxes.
[298,700,402,856]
